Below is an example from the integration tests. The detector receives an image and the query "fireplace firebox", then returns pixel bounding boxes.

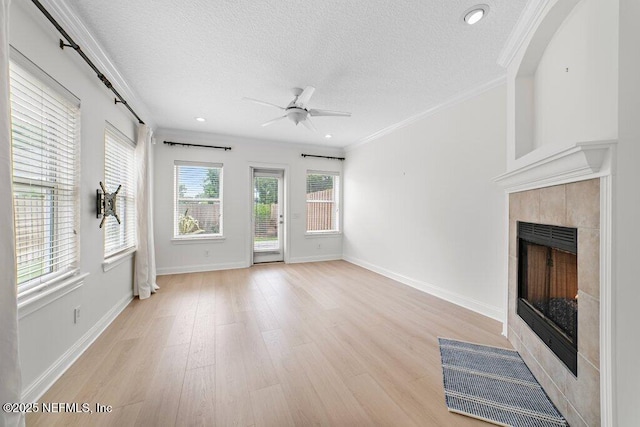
[517,222,578,375]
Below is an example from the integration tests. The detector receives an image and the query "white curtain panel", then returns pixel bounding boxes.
[134,124,159,299]
[0,1,25,426]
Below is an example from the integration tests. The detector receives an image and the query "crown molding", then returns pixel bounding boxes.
[496,0,553,68]
[345,75,506,152]
[33,0,156,129]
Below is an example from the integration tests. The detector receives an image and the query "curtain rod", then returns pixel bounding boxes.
[164,141,232,151]
[30,0,145,125]
[301,154,345,161]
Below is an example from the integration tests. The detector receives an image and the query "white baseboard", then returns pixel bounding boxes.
[21,293,133,403]
[287,254,343,264]
[342,255,504,322]
[156,261,248,276]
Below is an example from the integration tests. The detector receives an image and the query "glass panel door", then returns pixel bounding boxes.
[253,169,284,263]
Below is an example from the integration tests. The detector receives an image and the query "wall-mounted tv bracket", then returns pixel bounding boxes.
[97,181,121,228]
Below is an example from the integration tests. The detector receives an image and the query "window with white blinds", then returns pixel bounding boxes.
[306,171,340,233]
[174,161,223,238]
[104,123,136,257]
[9,56,81,294]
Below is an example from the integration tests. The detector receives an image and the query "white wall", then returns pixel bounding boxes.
[343,85,507,320]
[533,0,618,148]
[153,129,344,274]
[614,0,640,424]
[10,1,137,399]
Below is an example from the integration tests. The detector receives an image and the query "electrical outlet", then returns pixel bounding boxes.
[74,306,81,324]
[204,250,210,257]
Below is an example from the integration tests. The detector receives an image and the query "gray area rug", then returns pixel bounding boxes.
[438,338,568,427]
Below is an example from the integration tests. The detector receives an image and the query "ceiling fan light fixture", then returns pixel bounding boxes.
[243,86,351,132]
[287,108,308,125]
[463,5,489,25]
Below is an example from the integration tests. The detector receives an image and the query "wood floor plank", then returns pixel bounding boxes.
[30,261,507,427]
[346,373,418,427]
[107,315,177,407]
[215,322,254,426]
[64,337,139,404]
[187,314,216,370]
[406,375,490,426]
[292,342,373,425]
[261,329,333,426]
[135,344,189,427]
[244,283,280,332]
[250,384,295,427]
[176,365,216,427]
[327,323,445,426]
[281,265,340,310]
[264,295,313,346]
[236,311,280,391]
[166,306,197,347]
[195,284,216,318]
[215,279,239,326]
[229,269,253,312]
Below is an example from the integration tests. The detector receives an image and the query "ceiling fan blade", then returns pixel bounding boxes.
[243,97,285,110]
[261,115,287,127]
[296,86,316,107]
[301,117,316,131]
[309,108,352,117]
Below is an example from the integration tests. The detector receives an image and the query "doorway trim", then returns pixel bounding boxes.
[248,162,290,266]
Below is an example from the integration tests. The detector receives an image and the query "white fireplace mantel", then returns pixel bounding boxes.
[494,140,617,192]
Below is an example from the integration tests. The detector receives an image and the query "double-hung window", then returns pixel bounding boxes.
[9,54,81,294]
[306,171,340,233]
[174,161,223,238]
[104,123,136,257]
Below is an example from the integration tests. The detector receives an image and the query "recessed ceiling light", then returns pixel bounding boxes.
[463,5,489,25]
[325,134,332,139]
[195,117,206,122]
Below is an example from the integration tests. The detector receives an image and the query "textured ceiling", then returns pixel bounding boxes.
[66,0,526,148]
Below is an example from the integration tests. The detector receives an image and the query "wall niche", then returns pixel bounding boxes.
[513,0,617,159]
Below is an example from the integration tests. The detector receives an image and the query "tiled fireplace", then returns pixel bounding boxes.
[508,179,600,426]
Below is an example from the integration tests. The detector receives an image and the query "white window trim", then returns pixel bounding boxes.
[306,170,341,234]
[174,161,224,239]
[171,236,226,244]
[102,247,137,272]
[18,272,89,319]
[305,231,343,237]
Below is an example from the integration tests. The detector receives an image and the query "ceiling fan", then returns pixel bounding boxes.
[243,86,351,131]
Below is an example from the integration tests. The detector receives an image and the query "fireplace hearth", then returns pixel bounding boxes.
[517,221,578,375]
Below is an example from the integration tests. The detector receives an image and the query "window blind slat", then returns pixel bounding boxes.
[104,123,136,258]
[10,59,80,293]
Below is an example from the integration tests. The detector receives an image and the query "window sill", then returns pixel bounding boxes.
[172,236,226,245]
[305,231,343,238]
[103,247,137,272]
[17,272,89,319]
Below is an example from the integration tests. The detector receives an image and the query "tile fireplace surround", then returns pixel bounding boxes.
[508,179,600,426]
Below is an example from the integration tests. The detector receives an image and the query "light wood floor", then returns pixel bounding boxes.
[28,261,510,426]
